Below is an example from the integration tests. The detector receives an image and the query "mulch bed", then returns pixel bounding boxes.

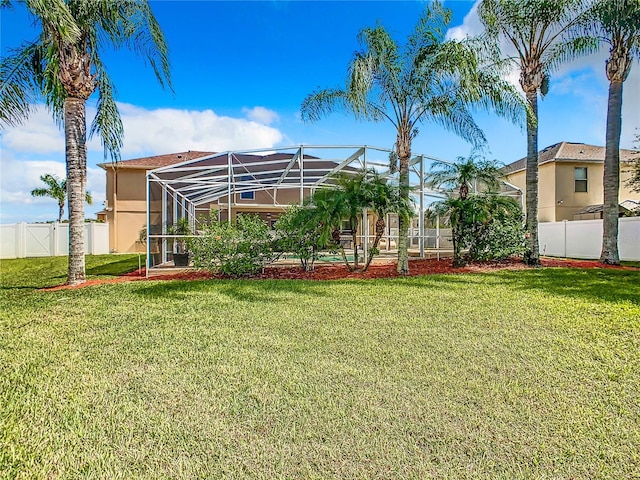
[43,257,637,291]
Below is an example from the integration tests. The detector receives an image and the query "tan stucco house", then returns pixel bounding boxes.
[503,142,639,222]
[98,146,448,257]
[98,151,215,253]
[98,149,363,253]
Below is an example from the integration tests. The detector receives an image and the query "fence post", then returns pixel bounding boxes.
[52,222,58,256]
[563,220,568,258]
[88,222,96,255]
[17,222,26,258]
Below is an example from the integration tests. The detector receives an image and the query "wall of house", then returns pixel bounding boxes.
[506,159,640,222]
[538,163,557,222]
[507,164,558,221]
[621,162,640,202]
[104,167,150,253]
[554,162,602,221]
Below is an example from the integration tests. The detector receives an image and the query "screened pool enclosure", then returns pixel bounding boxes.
[145,145,520,271]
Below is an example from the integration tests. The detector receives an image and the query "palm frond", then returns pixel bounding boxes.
[25,0,80,44]
[0,43,41,128]
[89,60,123,162]
[93,0,172,90]
[300,88,353,123]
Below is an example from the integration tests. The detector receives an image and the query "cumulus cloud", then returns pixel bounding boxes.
[446,1,483,42]
[242,106,280,125]
[0,150,104,220]
[1,103,286,221]
[116,103,283,156]
[2,107,65,154]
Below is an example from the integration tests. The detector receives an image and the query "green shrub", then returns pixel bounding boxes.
[469,213,526,261]
[189,214,276,277]
[274,206,324,271]
[464,195,526,261]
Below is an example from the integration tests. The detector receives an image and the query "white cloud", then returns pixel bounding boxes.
[446,1,483,41]
[242,106,280,125]
[117,103,284,156]
[2,107,65,154]
[0,149,65,209]
[1,102,286,221]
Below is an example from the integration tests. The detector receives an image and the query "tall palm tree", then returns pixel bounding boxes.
[572,0,640,264]
[301,1,524,274]
[1,0,171,285]
[31,173,93,222]
[479,0,587,266]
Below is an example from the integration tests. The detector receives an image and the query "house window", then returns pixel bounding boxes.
[240,175,254,200]
[574,167,587,192]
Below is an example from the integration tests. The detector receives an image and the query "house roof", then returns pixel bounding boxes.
[503,142,638,175]
[98,151,215,170]
[574,203,631,215]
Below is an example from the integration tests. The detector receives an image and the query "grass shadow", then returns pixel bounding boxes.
[86,256,143,276]
[132,277,332,304]
[416,267,640,306]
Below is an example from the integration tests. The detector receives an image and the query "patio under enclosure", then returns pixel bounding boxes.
[145,145,520,272]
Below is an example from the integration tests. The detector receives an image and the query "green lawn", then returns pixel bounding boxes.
[1,255,639,479]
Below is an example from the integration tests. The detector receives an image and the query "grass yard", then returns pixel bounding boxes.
[1,255,639,479]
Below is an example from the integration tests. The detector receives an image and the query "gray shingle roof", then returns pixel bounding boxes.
[503,142,638,175]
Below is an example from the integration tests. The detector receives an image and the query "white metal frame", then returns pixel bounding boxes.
[145,145,521,272]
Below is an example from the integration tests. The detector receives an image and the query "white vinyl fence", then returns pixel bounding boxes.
[0,222,110,259]
[539,217,640,261]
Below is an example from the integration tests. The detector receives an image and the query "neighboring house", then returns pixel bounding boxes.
[98,151,215,253]
[503,142,640,222]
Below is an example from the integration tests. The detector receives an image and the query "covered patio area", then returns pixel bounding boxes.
[145,145,517,272]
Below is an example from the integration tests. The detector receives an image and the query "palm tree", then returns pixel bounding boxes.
[1,0,171,285]
[572,0,640,264]
[301,1,524,274]
[429,154,503,201]
[359,169,411,271]
[307,169,410,272]
[308,173,368,271]
[429,154,504,266]
[479,0,588,266]
[31,173,93,222]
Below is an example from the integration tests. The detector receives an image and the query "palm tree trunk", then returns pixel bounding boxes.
[397,127,411,275]
[58,201,64,223]
[600,80,623,264]
[352,218,359,270]
[452,212,466,267]
[523,90,540,266]
[65,97,87,285]
[363,216,385,271]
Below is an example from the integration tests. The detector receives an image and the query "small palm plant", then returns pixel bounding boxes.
[308,169,410,272]
[30,173,93,222]
[429,154,505,267]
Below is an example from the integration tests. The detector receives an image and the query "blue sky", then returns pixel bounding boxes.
[1,0,639,223]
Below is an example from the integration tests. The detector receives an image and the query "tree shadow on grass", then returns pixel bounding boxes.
[86,257,142,276]
[419,268,640,306]
[132,278,333,304]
